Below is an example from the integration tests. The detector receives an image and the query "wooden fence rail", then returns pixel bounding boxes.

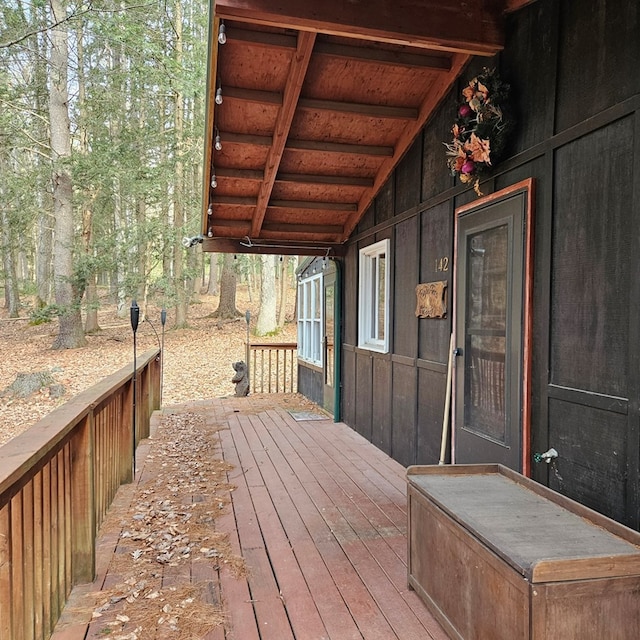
[0,349,161,640]
[249,343,297,394]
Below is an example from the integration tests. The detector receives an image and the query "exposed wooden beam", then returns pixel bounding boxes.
[342,52,472,240]
[212,196,256,206]
[227,26,297,49]
[262,222,344,235]
[224,86,282,106]
[217,167,264,180]
[224,88,417,120]
[202,237,347,257]
[287,138,393,157]
[251,30,317,237]
[313,41,452,71]
[276,172,374,187]
[269,200,357,212]
[215,0,504,56]
[224,132,273,146]
[202,14,222,235]
[298,98,417,120]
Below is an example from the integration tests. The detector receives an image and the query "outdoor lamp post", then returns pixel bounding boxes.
[130,300,140,478]
[160,308,167,405]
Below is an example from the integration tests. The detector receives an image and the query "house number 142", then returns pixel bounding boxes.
[435,257,449,272]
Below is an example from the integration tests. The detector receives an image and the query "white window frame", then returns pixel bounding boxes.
[358,239,390,353]
[297,272,323,366]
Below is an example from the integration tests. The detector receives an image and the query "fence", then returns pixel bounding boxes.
[0,349,161,640]
[248,343,297,393]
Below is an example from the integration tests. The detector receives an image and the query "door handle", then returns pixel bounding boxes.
[533,448,558,464]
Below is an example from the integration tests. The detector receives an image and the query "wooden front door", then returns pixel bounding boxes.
[454,182,534,472]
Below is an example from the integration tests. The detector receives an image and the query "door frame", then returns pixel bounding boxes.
[452,178,535,475]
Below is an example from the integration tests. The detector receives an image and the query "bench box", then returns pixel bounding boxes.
[407,464,640,640]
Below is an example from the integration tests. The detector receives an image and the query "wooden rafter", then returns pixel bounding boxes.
[298,98,418,120]
[276,173,374,187]
[224,87,283,105]
[215,0,504,55]
[287,139,393,157]
[251,30,316,237]
[313,41,452,71]
[269,200,357,212]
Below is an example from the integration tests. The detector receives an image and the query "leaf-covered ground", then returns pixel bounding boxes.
[0,288,297,446]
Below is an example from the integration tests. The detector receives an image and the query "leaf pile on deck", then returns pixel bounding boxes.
[90,411,246,639]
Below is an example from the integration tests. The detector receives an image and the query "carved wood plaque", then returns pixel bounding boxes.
[415,281,447,318]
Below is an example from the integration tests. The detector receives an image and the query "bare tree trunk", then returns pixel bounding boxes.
[213,252,240,318]
[78,21,100,334]
[49,0,86,349]
[256,254,277,336]
[173,0,188,328]
[33,2,52,310]
[1,206,20,318]
[278,255,288,327]
[207,253,219,295]
[35,210,53,309]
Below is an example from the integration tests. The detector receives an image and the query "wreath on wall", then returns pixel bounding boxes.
[444,68,513,196]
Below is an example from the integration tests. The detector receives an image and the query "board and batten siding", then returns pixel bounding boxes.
[339,0,640,528]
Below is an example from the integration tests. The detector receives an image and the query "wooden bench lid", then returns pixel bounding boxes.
[408,465,640,583]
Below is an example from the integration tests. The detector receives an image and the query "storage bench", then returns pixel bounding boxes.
[407,464,640,640]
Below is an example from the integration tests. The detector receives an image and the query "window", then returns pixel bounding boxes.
[358,239,390,353]
[297,272,322,365]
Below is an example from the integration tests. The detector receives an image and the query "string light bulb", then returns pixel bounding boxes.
[210,172,217,189]
[215,87,223,105]
[215,129,222,151]
[218,22,226,45]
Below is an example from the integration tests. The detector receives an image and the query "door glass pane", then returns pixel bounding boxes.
[464,225,508,444]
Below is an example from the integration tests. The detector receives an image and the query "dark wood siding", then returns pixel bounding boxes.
[297,363,323,406]
[332,0,640,529]
[551,118,633,397]
[393,218,419,357]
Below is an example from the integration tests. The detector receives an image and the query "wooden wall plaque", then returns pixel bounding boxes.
[415,281,447,318]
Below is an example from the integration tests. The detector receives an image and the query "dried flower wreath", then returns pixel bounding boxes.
[444,68,512,195]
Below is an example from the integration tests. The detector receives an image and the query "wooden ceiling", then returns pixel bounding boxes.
[201,1,515,255]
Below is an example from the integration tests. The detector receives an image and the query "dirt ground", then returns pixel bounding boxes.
[0,286,297,446]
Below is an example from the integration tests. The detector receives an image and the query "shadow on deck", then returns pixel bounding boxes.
[52,395,447,640]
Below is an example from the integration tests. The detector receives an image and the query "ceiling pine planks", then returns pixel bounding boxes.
[204,1,508,253]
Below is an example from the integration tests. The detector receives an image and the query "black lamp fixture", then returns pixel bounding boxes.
[130,300,140,478]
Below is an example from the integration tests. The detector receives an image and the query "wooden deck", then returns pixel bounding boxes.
[52,396,447,640]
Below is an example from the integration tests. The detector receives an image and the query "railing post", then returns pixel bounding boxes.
[0,504,11,637]
[70,414,96,583]
[121,380,134,485]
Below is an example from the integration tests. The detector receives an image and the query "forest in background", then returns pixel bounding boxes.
[1,0,295,346]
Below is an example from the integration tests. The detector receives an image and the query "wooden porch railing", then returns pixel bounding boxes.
[0,348,161,640]
[249,343,297,393]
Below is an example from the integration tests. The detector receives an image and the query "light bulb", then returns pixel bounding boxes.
[215,134,222,151]
[210,174,217,188]
[218,23,226,45]
[215,87,223,105]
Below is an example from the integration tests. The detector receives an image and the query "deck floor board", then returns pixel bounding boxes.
[52,397,448,640]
